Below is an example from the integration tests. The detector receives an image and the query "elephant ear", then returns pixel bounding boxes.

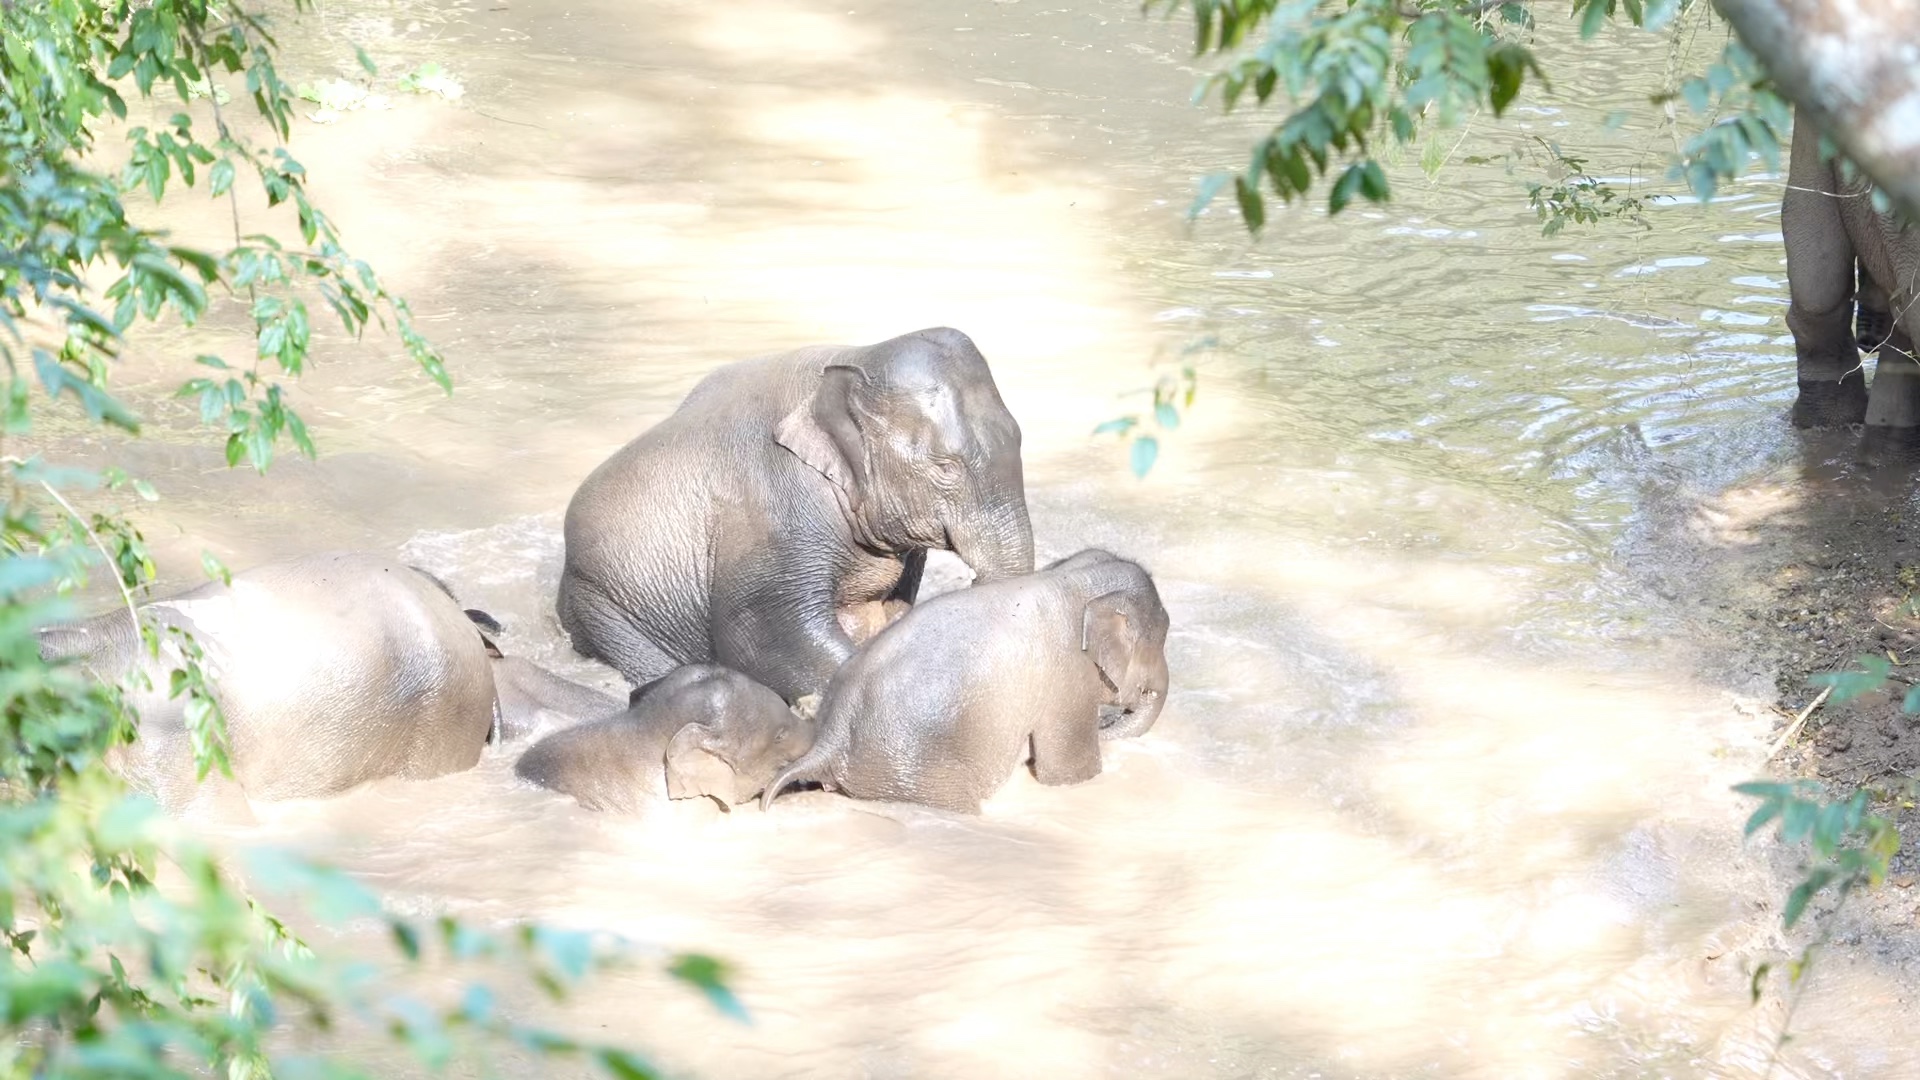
[775,364,874,500]
[1081,589,1139,693]
[663,722,739,808]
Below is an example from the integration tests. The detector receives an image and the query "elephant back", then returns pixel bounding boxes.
[190,553,497,799]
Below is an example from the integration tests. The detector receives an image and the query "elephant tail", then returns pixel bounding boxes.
[760,742,835,812]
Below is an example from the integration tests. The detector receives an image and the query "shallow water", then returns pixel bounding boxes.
[63,0,1920,1075]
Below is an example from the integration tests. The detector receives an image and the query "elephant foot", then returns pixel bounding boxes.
[1792,374,1868,428]
[1858,424,1920,467]
[1860,341,1920,462]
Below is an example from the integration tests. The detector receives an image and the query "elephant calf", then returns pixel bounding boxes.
[515,664,812,815]
[762,549,1170,815]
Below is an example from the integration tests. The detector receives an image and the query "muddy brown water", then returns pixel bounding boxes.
[49,0,1920,1076]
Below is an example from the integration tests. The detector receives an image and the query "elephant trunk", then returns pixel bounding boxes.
[761,740,834,811]
[950,498,1034,584]
[1099,653,1168,740]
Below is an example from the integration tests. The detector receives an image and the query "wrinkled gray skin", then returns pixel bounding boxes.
[515,664,812,815]
[39,553,620,809]
[557,327,1035,703]
[762,549,1170,815]
[1784,106,1920,452]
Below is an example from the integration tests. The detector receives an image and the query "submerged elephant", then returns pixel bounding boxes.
[762,548,1170,815]
[514,663,812,815]
[557,327,1035,703]
[39,552,620,808]
[1783,107,1920,447]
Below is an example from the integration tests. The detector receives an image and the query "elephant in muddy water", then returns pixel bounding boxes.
[556,327,1035,704]
[761,549,1171,815]
[514,663,812,815]
[1783,107,1920,451]
[38,552,621,809]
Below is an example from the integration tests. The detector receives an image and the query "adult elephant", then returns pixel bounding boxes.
[1784,106,1920,448]
[557,327,1035,702]
[40,553,621,809]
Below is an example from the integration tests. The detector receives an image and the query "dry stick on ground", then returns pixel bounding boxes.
[1767,685,1833,762]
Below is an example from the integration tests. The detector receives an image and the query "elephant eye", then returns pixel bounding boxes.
[930,457,963,484]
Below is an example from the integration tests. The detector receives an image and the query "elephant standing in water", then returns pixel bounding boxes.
[557,327,1035,702]
[40,553,620,809]
[762,549,1170,815]
[515,664,812,815]
[1784,107,1920,450]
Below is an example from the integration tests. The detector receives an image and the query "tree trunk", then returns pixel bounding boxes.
[1713,0,1920,220]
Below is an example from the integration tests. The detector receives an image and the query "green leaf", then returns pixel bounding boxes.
[1092,417,1138,437]
[354,45,378,75]
[1130,435,1160,478]
[201,551,232,585]
[595,1049,662,1080]
[1328,163,1367,214]
[1899,683,1920,714]
[667,953,749,1023]
[1783,874,1825,928]
[169,246,220,284]
[1742,799,1784,838]
[1781,797,1817,844]
[1487,45,1529,116]
[1809,654,1892,705]
[1579,0,1610,39]
[1189,171,1231,220]
[1233,175,1265,232]
[391,921,421,961]
[1155,402,1180,430]
[1356,160,1389,204]
[210,158,235,196]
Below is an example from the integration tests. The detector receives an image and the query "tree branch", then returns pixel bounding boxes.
[1713,0,1920,219]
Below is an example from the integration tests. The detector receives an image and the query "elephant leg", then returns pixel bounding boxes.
[1784,110,1867,427]
[1857,265,1894,354]
[712,577,856,704]
[1029,723,1103,787]
[490,656,624,742]
[555,573,678,686]
[1862,328,1920,461]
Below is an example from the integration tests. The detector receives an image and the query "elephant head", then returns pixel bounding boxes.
[776,327,1035,583]
[656,665,816,807]
[1053,550,1171,740]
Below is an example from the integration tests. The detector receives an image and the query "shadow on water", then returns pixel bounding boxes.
[33,0,1920,1075]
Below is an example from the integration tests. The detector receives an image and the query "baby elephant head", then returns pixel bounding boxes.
[654,665,816,807]
[1056,550,1171,740]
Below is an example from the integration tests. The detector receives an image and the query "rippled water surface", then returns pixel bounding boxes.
[77,0,1920,1076]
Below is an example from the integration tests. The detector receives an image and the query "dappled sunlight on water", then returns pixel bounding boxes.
[48,0,1920,1074]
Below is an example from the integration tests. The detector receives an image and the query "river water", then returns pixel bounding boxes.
[77,0,1920,1076]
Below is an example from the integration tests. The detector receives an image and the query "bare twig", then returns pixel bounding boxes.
[1767,685,1832,761]
[30,474,142,644]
